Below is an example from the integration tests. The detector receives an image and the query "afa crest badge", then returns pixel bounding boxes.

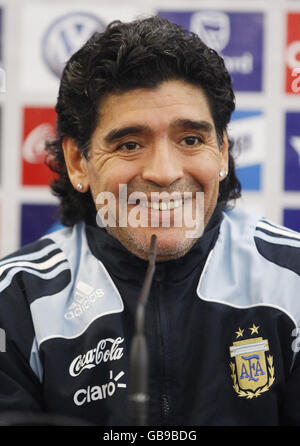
[229,324,275,399]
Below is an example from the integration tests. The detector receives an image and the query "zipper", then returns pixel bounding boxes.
[162,393,170,423]
[154,269,171,425]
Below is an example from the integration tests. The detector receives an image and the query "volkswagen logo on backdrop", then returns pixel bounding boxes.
[42,11,105,78]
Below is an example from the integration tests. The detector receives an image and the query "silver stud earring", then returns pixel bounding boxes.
[219,170,227,178]
[77,183,83,191]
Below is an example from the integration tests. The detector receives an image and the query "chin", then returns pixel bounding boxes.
[155,237,196,261]
[107,226,198,261]
[138,228,198,261]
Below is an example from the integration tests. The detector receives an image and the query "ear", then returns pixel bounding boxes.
[219,131,229,182]
[62,137,89,192]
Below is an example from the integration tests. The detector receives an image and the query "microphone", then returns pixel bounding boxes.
[128,234,157,426]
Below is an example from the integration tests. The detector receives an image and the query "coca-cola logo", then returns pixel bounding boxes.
[69,337,124,377]
[22,123,55,164]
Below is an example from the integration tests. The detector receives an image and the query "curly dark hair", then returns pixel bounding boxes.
[46,15,241,226]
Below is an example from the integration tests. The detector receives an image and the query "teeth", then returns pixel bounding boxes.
[140,200,182,210]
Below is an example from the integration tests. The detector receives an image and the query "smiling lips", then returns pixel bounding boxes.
[128,194,193,211]
[139,198,190,211]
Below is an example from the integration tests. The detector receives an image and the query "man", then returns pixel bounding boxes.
[0,16,300,426]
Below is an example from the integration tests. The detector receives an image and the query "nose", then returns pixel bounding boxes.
[141,142,184,187]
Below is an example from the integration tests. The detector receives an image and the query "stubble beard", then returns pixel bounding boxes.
[105,225,199,262]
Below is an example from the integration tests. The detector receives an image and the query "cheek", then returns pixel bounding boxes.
[89,159,141,196]
[113,162,141,190]
[189,157,220,186]
[188,156,221,217]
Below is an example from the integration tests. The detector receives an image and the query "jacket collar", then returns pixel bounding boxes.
[85,204,224,284]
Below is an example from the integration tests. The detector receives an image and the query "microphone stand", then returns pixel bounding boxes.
[128,234,157,426]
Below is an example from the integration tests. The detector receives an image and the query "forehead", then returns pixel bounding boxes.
[96,80,215,132]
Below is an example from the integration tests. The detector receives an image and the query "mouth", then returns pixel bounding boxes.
[138,198,185,211]
[128,192,193,211]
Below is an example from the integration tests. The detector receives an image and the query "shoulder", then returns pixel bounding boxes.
[0,224,85,303]
[221,206,300,275]
[198,206,300,326]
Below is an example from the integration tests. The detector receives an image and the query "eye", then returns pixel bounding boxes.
[180,136,203,147]
[116,141,141,151]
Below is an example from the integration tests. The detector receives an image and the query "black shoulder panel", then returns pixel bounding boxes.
[254,236,300,276]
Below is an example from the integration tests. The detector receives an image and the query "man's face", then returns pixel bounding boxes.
[73,80,228,260]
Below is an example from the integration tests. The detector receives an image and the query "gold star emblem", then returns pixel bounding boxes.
[235,327,244,339]
[249,323,260,335]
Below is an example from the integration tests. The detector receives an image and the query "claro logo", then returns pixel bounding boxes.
[69,337,124,377]
[73,370,126,406]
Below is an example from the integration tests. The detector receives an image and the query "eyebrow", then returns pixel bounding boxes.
[171,119,214,133]
[103,119,214,144]
[104,125,149,144]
